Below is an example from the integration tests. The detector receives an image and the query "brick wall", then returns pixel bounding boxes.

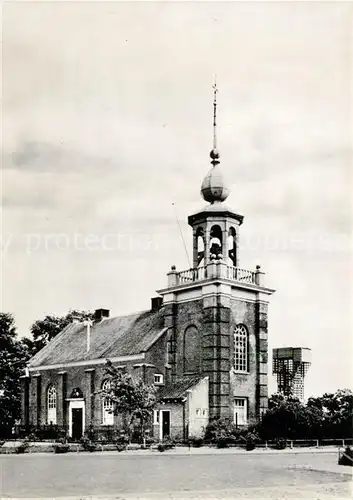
[160,289,268,426]
[153,403,184,441]
[228,297,257,423]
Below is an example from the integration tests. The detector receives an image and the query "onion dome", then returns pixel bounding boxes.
[201,162,230,203]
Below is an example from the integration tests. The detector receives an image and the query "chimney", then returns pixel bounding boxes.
[94,308,110,323]
[85,320,92,352]
[151,296,163,312]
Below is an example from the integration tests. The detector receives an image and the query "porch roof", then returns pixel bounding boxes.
[158,375,204,401]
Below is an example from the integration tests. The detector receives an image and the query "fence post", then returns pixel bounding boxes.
[265,441,268,449]
[316,440,319,448]
[342,439,345,447]
[290,440,293,449]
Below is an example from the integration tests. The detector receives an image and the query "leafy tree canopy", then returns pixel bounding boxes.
[268,393,300,409]
[0,313,31,433]
[29,309,94,354]
[101,360,157,438]
[259,389,353,440]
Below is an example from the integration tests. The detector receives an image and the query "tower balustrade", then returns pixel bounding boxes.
[167,262,265,288]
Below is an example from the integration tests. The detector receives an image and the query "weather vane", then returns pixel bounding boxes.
[212,75,218,151]
[210,75,220,166]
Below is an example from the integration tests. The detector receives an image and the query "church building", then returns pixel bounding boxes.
[21,86,275,441]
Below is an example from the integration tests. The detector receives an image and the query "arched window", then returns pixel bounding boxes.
[234,325,248,372]
[47,385,57,425]
[184,326,201,374]
[102,380,114,425]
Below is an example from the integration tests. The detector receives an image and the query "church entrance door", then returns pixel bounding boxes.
[72,408,83,440]
[161,410,170,439]
[68,399,85,439]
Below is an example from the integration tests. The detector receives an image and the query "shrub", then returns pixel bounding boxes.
[15,439,30,454]
[205,418,241,446]
[156,436,176,452]
[115,433,129,452]
[34,425,63,441]
[189,436,204,448]
[241,431,259,451]
[216,436,229,449]
[144,436,156,447]
[275,438,287,450]
[80,436,97,452]
[53,443,70,454]
[162,436,176,450]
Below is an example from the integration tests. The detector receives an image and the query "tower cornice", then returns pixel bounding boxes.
[188,208,244,227]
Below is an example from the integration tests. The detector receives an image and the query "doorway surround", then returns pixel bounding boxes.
[67,398,85,438]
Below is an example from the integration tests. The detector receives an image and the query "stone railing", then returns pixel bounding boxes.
[167,262,264,288]
[177,266,207,284]
[226,266,256,284]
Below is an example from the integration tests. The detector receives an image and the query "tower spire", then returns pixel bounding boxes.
[210,75,220,166]
[201,77,229,204]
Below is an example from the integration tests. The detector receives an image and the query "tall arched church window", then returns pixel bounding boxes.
[102,380,114,425]
[234,325,249,372]
[183,326,201,374]
[47,385,57,425]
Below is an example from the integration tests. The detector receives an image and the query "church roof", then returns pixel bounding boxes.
[29,308,165,368]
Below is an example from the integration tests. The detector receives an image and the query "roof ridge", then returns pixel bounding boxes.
[104,309,150,322]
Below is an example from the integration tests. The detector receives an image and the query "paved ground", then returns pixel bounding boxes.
[0,449,352,499]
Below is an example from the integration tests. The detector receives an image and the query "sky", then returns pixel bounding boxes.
[2,1,352,397]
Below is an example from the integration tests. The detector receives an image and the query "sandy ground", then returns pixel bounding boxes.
[1,449,352,499]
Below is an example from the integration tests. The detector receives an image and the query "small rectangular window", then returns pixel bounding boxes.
[202,409,208,417]
[154,374,164,385]
[196,408,201,416]
[153,410,160,424]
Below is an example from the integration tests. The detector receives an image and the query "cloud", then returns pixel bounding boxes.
[7,141,116,174]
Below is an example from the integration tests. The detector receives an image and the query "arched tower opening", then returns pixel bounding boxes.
[210,225,223,259]
[196,227,205,267]
[228,227,237,266]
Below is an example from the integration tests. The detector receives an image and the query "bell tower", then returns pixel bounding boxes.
[157,81,275,423]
